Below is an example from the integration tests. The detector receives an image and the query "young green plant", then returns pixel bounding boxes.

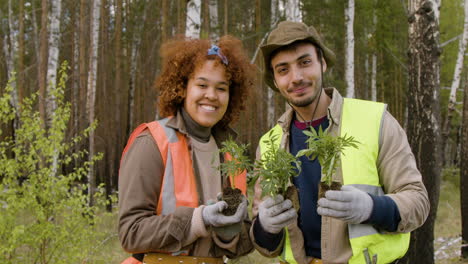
[218,138,252,189]
[296,126,359,196]
[252,131,301,209]
[217,138,252,216]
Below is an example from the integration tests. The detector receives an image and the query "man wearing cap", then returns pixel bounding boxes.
[250,21,429,264]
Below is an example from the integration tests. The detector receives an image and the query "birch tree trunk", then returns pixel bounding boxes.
[209,0,218,41]
[186,0,201,38]
[284,0,302,22]
[45,0,62,128]
[402,0,442,263]
[3,0,18,111]
[345,0,355,98]
[46,0,62,176]
[87,0,101,206]
[442,0,468,165]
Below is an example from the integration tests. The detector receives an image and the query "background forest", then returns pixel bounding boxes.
[0,0,467,263]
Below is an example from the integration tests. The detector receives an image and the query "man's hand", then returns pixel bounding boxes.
[258,195,297,234]
[317,185,373,224]
[202,196,248,228]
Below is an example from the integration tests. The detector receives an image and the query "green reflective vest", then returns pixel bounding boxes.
[258,98,410,264]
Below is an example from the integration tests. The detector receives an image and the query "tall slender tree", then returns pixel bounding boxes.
[186,0,201,38]
[345,0,355,98]
[87,0,102,206]
[403,0,442,263]
[45,0,62,129]
[442,0,468,165]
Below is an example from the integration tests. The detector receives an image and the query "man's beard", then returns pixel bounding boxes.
[284,81,322,108]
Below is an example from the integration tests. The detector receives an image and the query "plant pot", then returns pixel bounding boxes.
[221,187,243,216]
[284,185,300,212]
[318,181,342,199]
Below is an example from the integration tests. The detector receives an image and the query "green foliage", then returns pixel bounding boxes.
[0,62,113,264]
[296,127,359,186]
[252,131,301,198]
[217,138,253,189]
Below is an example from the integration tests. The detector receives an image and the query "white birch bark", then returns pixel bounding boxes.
[283,0,302,22]
[186,0,201,38]
[45,0,62,124]
[45,0,62,176]
[5,0,18,109]
[87,0,101,205]
[449,0,468,105]
[345,0,355,98]
[209,0,218,41]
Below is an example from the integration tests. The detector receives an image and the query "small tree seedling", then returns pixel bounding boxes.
[251,131,301,209]
[217,138,252,216]
[296,126,359,197]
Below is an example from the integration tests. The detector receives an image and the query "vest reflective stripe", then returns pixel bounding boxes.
[121,118,198,216]
[341,99,410,264]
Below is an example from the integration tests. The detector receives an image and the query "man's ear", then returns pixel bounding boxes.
[321,57,327,73]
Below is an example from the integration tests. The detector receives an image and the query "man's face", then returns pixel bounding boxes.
[271,43,326,108]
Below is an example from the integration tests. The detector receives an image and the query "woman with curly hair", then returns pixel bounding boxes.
[118,35,255,264]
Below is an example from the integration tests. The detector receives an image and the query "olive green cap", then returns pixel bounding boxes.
[261,21,336,91]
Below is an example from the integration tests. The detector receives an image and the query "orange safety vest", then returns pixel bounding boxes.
[120,117,247,264]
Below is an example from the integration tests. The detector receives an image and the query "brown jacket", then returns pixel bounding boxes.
[250,88,429,264]
[118,112,253,258]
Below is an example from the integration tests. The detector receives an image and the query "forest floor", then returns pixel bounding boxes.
[106,167,467,264]
[434,167,467,264]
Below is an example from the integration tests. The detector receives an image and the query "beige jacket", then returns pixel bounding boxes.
[118,112,253,258]
[250,88,429,264]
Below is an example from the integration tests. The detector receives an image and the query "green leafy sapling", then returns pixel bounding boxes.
[218,137,253,189]
[252,131,301,199]
[216,138,252,216]
[296,126,359,187]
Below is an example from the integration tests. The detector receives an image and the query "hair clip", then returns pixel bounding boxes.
[207,44,229,65]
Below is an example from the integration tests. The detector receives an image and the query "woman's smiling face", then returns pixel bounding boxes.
[184,60,229,128]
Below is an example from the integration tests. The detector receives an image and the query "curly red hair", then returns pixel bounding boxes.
[156,35,254,127]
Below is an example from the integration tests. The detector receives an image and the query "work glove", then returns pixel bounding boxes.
[203,195,248,241]
[317,185,373,224]
[258,195,297,234]
[202,196,248,228]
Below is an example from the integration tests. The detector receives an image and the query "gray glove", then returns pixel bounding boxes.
[202,197,248,228]
[258,195,297,234]
[317,185,373,224]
